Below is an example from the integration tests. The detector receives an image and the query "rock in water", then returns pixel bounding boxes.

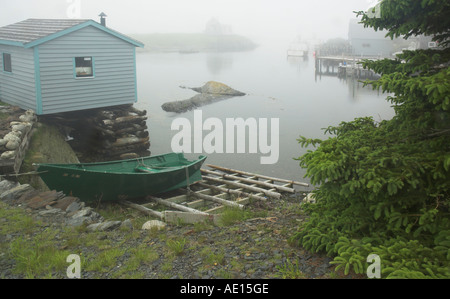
[191,81,246,96]
[161,81,245,113]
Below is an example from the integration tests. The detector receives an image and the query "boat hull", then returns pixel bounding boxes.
[287,49,308,57]
[35,153,207,202]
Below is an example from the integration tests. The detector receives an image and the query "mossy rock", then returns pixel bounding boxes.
[19,123,79,190]
[191,81,246,96]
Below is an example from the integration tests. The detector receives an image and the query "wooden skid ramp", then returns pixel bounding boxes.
[121,164,309,225]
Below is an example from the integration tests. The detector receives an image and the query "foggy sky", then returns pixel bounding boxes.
[0,0,376,43]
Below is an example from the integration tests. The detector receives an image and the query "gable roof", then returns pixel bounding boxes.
[0,18,144,48]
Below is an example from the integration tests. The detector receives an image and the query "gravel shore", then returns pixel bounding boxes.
[0,189,364,279]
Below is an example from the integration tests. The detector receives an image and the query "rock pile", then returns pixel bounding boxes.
[0,179,132,232]
[95,106,150,160]
[162,81,246,113]
[0,107,37,174]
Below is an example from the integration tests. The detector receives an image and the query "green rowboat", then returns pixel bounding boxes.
[34,153,207,202]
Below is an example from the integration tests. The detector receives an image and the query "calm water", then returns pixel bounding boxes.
[134,44,394,189]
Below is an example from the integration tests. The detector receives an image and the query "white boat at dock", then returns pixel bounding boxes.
[287,40,309,57]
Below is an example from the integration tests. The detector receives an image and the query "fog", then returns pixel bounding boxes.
[1,0,376,44]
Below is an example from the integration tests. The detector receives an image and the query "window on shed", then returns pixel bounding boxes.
[75,57,93,77]
[3,53,12,73]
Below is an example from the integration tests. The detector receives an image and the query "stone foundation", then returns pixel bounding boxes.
[0,107,37,175]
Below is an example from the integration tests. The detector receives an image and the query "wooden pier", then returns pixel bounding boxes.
[121,164,309,225]
[315,55,381,79]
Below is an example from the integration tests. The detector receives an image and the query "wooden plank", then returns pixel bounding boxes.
[189,191,245,209]
[120,200,163,219]
[197,182,267,202]
[164,211,220,225]
[202,175,281,199]
[201,169,295,193]
[147,195,209,215]
[206,164,309,187]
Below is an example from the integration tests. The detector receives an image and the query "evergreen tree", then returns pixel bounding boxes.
[293,0,450,278]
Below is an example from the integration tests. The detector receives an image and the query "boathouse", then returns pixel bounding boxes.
[0,18,144,115]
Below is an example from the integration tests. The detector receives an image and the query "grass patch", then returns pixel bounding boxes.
[166,237,187,256]
[218,207,267,226]
[200,246,225,266]
[85,247,125,273]
[111,244,158,278]
[8,230,71,278]
[275,258,307,279]
[0,203,38,235]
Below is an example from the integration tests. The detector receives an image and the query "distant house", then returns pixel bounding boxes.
[204,18,233,36]
[348,19,393,57]
[0,18,144,115]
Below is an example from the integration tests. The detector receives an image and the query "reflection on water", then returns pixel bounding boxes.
[135,45,394,188]
[206,54,234,75]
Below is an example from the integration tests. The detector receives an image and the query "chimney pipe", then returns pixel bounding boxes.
[99,12,107,26]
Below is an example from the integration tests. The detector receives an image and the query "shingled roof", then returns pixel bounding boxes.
[0,19,88,43]
[0,18,144,48]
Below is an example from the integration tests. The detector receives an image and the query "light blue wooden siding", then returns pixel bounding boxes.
[0,45,36,110]
[38,26,137,114]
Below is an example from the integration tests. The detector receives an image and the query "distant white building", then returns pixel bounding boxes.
[205,18,233,35]
[348,19,393,57]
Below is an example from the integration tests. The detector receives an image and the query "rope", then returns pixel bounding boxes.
[0,170,48,178]
[185,166,191,194]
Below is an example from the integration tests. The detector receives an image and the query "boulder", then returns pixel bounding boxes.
[66,207,104,227]
[87,221,122,232]
[191,81,246,96]
[5,140,19,150]
[303,193,316,204]
[3,132,20,143]
[0,180,20,195]
[0,184,34,201]
[52,196,79,211]
[19,110,36,122]
[162,81,245,113]
[142,220,166,231]
[11,123,31,134]
[25,190,62,209]
[120,219,133,230]
[66,200,84,214]
[1,151,15,160]
[38,208,64,217]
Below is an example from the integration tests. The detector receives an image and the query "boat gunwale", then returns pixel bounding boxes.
[35,154,207,175]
